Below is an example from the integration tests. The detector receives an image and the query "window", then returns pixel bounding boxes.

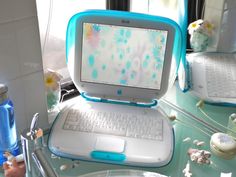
[36,0,106,85]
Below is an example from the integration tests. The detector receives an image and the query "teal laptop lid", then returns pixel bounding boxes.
[66,10,183,103]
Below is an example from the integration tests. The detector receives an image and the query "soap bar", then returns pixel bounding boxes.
[210,132,236,159]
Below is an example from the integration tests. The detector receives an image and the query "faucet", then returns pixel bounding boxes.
[21,113,58,177]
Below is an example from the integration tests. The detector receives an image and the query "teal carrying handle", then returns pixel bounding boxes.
[91,151,126,162]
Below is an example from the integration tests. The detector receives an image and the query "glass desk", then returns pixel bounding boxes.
[1,84,236,177]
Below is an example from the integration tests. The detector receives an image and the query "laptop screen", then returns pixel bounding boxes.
[66,10,179,102]
[81,23,168,90]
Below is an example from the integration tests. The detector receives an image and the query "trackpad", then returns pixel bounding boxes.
[95,137,125,153]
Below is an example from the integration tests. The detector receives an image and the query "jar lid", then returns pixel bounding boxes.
[210,132,236,159]
[230,113,236,122]
[0,84,8,95]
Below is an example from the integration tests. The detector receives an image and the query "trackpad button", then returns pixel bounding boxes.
[95,137,125,153]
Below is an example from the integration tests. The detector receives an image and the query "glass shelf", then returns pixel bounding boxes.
[1,84,235,177]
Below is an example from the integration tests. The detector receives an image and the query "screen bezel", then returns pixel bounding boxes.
[68,11,176,103]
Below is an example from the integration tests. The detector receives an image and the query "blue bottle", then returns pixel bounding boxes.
[0,84,20,165]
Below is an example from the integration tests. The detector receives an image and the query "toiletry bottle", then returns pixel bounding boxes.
[0,84,20,165]
[227,113,236,138]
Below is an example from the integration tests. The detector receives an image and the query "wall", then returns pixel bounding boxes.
[0,0,49,137]
[204,0,236,52]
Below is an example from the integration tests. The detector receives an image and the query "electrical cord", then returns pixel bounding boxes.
[196,100,236,135]
[162,98,235,137]
[168,114,212,137]
[60,89,76,102]
[161,99,220,133]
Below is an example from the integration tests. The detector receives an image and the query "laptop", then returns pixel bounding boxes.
[186,52,236,105]
[48,10,182,167]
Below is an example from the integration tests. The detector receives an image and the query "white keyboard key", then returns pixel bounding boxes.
[205,54,236,98]
[63,108,163,141]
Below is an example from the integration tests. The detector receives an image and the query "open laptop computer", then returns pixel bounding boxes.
[186,52,236,105]
[48,10,182,167]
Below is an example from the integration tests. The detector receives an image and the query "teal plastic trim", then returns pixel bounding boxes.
[91,151,126,162]
[181,60,191,93]
[204,101,236,107]
[180,0,188,68]
[177,0,190,92]
[81,92,158,108]
[66,9,183,69]
[66,14,77,64]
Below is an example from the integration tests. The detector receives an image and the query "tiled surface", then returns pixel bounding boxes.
[4,71,49,137]
[224,0,236,9]
[15,16,43,76]
[205,0,225,10]
[12,0,37,20]
[204,6,223,24]
[0,22,21,82]
[22,71,49,130]
[0,16,43,82]
[0,0,15,23]
[0,0,49,136]
[0,0,37,23]
[7,78,27,137]
[204,2,236,52]
[204,7,222,50]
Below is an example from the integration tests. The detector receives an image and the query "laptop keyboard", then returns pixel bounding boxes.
[205,54,236,98]
[63,108,163,141]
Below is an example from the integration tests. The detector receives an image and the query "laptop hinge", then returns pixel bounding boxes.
[81,92,158,108]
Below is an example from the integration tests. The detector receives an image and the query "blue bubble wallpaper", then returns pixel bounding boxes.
[81,23,168,90]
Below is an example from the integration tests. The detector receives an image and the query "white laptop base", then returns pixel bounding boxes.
[48,10,182,167]
[48,96,174,167]
[187,52,236,105]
